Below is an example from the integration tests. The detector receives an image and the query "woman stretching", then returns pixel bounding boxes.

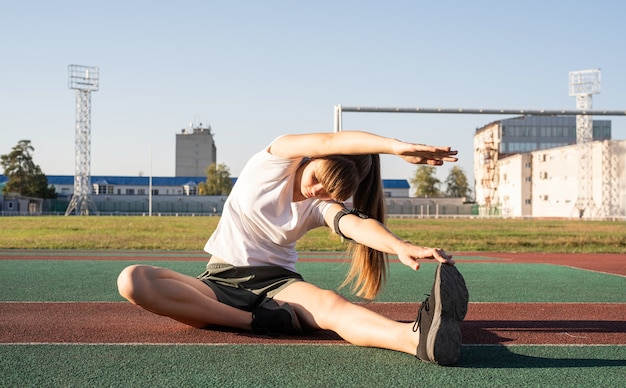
[117,131,469,366]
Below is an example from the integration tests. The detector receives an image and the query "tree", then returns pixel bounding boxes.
[198,163,233,195]
[1,140,56,199]
[444,165,471,199]
[409,166,441,197]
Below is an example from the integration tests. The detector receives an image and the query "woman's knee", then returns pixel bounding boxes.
[117,264,155,302]
[311,289,351,324]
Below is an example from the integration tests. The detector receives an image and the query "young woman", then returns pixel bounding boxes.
[117,130,469,366]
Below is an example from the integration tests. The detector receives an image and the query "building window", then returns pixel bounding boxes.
[183,185,197,196]
[93,184,114,195]
[126,189,135,195]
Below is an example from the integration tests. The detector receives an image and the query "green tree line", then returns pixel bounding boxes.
[410,165,471,199]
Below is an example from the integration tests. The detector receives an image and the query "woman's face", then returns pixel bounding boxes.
[299,159,332,200]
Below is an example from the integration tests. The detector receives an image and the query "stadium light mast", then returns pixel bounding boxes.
[65,65,99,216]
[569,69,601,218]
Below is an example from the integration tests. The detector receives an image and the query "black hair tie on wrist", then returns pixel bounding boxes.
[333,208,369,241]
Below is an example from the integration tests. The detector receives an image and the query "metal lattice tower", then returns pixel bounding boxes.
[65,65,99,216]
[569,69,601,218]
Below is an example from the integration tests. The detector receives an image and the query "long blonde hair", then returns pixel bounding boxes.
[317,154,388,300]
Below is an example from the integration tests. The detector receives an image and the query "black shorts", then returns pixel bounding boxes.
[197,263,304,311]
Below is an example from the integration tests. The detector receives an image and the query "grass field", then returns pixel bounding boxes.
[1,216,625,253]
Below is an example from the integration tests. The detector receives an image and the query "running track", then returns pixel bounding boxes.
[1,252,625,346]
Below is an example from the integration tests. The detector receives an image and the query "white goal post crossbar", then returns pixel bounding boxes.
[333,105,626,132]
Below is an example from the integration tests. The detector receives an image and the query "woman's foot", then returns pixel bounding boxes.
[251,299,303,336]
[413,263,469,366]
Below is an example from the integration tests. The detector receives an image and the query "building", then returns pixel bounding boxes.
[49,175,210,197]
[528,140,624,218]
[474,116,625,218]
[0,175,413,215]
[175,123,217,177]
[496,153,533,217]
[497,116,610,155]
[0,192,43,215]
[0,177,44,215]
[382,179,410,197]
[47,175,224,215]
[45,176,411,198]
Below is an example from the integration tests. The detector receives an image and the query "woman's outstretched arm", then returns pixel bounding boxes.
[269,131,458,166]
[324,204,455,270]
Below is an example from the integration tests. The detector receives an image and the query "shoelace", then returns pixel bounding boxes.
[412,295,430,332]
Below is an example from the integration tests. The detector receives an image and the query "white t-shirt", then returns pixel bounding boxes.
[204,143,335,272]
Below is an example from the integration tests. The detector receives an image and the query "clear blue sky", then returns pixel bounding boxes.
[2,0,625,190]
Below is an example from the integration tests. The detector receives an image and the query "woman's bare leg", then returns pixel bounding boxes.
[117,265,251,329]
[274,281,418,355]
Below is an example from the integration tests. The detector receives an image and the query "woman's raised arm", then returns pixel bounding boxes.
[269,131,458,166]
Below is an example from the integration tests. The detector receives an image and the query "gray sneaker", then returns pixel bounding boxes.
[251,299,303,336]
[413,263,469,366]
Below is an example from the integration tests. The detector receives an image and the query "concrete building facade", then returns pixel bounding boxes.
[474,116,612,216]
[175,124,217,177]
[476,126,626,219]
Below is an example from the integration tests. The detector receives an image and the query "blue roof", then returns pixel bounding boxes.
[382,179,410,189]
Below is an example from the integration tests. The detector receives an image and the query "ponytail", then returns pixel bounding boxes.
[340,154,388,300]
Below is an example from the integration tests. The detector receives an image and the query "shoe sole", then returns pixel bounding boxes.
[426,264,469,365]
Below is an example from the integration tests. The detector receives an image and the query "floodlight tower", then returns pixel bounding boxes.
[569,69,600,218]
[65,65,99,216]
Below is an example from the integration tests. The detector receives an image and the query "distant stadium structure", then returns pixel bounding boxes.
[175,123,217,177]
[2,175,412,216]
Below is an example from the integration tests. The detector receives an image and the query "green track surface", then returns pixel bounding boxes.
[2,344,625,387]
[1,259,624,303]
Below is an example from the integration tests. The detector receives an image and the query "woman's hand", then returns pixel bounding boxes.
[396,242,455,270]
[393,141,458,166]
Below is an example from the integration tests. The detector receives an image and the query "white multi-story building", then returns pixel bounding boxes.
[496,153,532,218]
[475,115,625,218]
